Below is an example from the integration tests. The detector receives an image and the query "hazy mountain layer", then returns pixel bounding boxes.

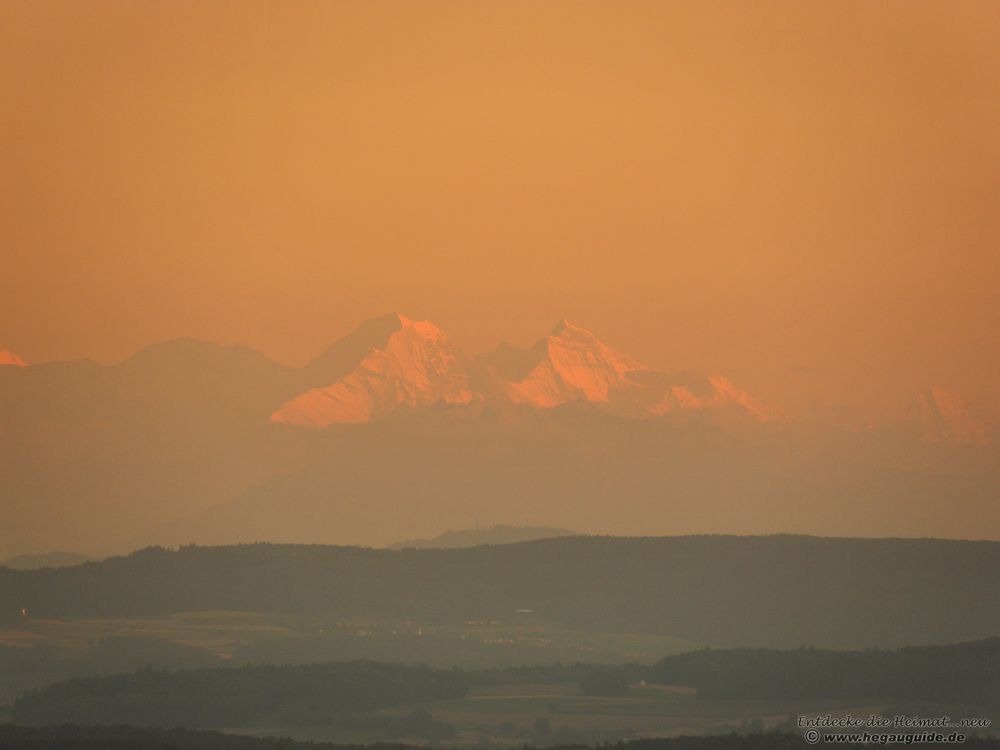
[1,314,997,556]
[390,524,577,550]
[1,551,91,570]
[910,386,989,445]
[147,402,1000,549]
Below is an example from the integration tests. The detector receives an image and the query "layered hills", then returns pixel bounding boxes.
[4,536,999,649]
[1,314,997,556]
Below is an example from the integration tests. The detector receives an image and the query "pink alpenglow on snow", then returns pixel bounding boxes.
[272,315,475,427]
[273,315,774,427]
[497,320,652,407]
[0,350,27,367]
[483,320,773,421]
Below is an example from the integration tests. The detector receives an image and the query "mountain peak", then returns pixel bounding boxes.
[0,350,27,367]
[301,313,411,388]
[273,315,474,427]
[498,322,650,406]
[548,319,600,339]
[277,315,774,426]
[549,318,578,335]
[488,322,772,421]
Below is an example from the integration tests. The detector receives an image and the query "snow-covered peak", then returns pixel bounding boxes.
[702,375,773,421]
[275,315,774,426]
[272,315,474,427]
[498,321,650,407]
[548,319,592,337]
[0,350,27,367]
[487,321,772,421]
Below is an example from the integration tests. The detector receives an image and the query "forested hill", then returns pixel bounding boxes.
[12,661,467,728]
[651,637,1000,706]
[4,535,999,649]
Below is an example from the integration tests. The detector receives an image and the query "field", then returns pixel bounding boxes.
[0,611,907,747]
[231,682,886,747]
[0,611,296,657]
[0,610,698,711]
[0,610,698,665]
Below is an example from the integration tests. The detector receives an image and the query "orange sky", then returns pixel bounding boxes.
[2,0,998,419]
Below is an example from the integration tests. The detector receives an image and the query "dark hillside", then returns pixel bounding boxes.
[3,535,998,648]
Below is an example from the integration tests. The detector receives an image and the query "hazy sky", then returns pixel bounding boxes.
[2,1,998,418]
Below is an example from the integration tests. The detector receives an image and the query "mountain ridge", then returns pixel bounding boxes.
[272,314,476,426]
[272,314,773,427]
[0,350,27,367]
[3,315,997,558]
[390,524,578,550]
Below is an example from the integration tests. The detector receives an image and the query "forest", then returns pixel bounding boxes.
[11,639,1000,731]
[12,661,467,728]
[650,637,1000,707]
[4,536,999,649]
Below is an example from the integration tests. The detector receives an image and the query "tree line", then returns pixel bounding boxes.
[12,661,467,729]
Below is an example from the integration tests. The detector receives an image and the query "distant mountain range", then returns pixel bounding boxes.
[390,524,577,549]
[1,551,92,570]
[1,314,997,556]
[271,314,772,426]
